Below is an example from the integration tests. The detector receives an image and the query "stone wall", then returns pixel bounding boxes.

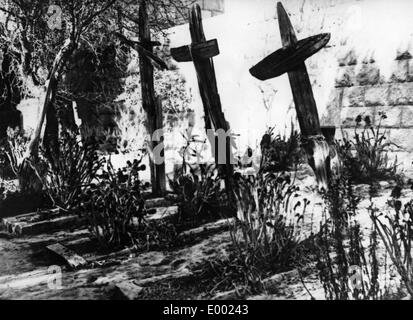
[322,50,413,171]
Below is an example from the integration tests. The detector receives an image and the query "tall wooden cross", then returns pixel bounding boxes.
[250,2,332,188]
[116,0,168,196]
[170,4,234,193]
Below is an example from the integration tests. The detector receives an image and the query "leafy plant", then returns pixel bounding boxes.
[315,175,383,300]
[337,112,399,184]
[2,127,44,192]
[78,157,148,248]
[32,130,104,211]
[259,125,304,174]
[371,184,413,297]
[230,171,304,291]
[169,163,229,223]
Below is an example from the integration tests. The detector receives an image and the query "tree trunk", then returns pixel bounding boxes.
[27,39,73,159]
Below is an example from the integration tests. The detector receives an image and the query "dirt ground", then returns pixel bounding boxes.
[0,172,410,300]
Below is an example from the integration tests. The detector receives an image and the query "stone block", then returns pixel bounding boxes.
[373,106,402,128]
[389,128,413,152]
[335,66,355,87]
[407,60,413,82]
[400,106,413,128]
[390,59,408,83]
[356,63,380,86]
[388,82,413,105]
[338,50,357,66]
[320,89,343,126]
[391,151,413,175]
[396,51,412,60]
[341,106,375,127]
[365,85,389,106]
[342,86,365,108]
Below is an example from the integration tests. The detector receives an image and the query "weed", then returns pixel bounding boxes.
[315,174,383,300]
[169,163,230,224]
[337,112,399,184]
[77,157,148,248]
[33,130,104,211]
[230,170,303,291]
[259,126,304,174]
[371,185,413,297]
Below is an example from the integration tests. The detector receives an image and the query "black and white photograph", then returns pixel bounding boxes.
[0,0,413,306]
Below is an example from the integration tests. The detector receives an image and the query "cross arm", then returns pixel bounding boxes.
[115,32,168,70]
[250,33,330,80]
[170,39,219,62]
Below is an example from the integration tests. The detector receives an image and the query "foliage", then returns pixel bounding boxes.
[78,157,148,248]
[315,175,383,300]
[169,163,229,223]
[336,112,399,184]
[259,126,304,174]
[32,130,104,211]
[230,171,304,291]
[371,183,413,297]
[1,127,46,192]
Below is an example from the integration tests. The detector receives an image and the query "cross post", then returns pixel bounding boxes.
[250,2,333,189]
[170,4,234,195]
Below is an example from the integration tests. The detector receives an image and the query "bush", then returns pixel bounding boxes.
[169,163,230,224]
[259,126,304,174]
[336,113,399,184]
[33,130,104,211]
[77,157,148,248]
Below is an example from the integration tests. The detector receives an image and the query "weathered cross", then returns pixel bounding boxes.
[250,2,332,188]
[116,0,168,196]
[170,4,234,191]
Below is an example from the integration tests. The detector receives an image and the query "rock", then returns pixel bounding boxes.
[179,218,234,240]
[146,206,179,221]
[113,280,143,300]
[1,209,87,236]
[46,243,87,269]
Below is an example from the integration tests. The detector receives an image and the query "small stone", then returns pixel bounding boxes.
[113,281,143,300]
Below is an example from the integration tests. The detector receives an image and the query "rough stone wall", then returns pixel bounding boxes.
[322,51,413,171]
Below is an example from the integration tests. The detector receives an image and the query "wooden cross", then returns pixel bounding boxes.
[250,2,332,188]
[170,4,234,191]
[116,0,168,196]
